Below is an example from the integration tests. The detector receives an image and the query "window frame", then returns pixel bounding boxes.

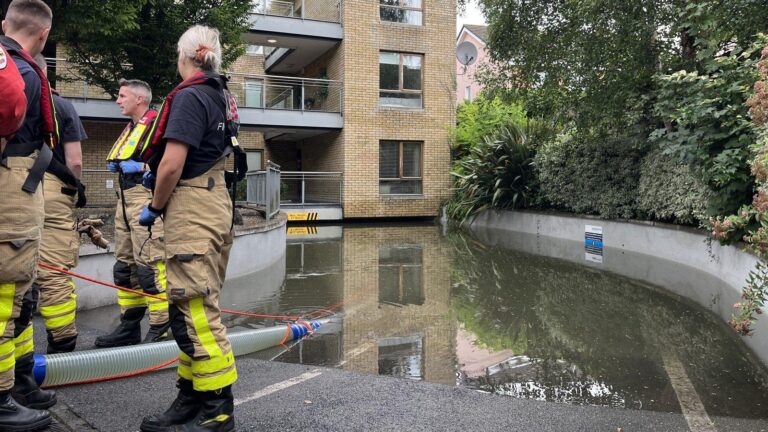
[245,149,264,172]
[379,51,424,108]
[379,140,424,195]
[379,0,424,26]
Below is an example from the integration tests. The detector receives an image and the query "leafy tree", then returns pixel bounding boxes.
[22,0,252,98]
[451,96,526,157]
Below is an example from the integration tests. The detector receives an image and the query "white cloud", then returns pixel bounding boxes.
[457,0,486,34]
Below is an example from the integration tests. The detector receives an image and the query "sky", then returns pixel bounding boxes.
[456,1,486,34]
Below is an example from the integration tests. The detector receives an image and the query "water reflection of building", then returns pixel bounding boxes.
[340,225,455,385]
[279,225,455,385]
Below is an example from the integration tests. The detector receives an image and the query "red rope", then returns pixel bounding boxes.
[39,262,303,320]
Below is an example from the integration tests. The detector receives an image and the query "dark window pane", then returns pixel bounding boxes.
[380,53,400,90]
[402,266,424,305]
[403,55,422,90]
[402,143,421,177]
[380,92,422,108]
[378,266,400,304]
[380,141,399,179]
[380,179,422,194]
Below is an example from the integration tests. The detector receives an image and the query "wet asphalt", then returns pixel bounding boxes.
[29,319,768,432]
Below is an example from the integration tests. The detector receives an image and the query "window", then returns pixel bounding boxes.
[246,150,263,172]
[379,141,422,195]
[245,79,263,108]
[380,0,423,25]
[379,246,423,306]
[464,86,472,102]
[246,45,264,55]
[378,336,424,380]
[379,52,423,108]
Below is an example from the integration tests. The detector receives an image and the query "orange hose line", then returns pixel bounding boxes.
[38,262,303,320]
[42,356,181,389]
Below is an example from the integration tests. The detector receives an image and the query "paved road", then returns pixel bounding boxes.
[28,321,768,432]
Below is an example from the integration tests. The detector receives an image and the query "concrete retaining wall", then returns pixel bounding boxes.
[73,218,287,311]
[468,210,768,365]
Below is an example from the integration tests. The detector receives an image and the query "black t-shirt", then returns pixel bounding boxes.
[163,86,228,180]
[51,94,87,165]
[8,55,42,146]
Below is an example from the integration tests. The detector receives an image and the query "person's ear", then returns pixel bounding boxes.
[40,27,51,44]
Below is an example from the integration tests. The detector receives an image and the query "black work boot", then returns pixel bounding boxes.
[175,386,235,432]
[11,354,57,409]
[46,332,77,354]
[140,379,202,431]
[94,306,146,348]
[143,321,171,343]
[0,391,51,431]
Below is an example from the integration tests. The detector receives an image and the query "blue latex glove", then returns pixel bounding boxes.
[107,161,120,173]
[119,160,144,174]
[142,171,156,190]
[138,205,162,227]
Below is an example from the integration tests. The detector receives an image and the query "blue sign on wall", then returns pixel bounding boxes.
[585,225,603,263]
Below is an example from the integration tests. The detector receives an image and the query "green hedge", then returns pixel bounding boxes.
[534,135,643,219]
[637,149,709,225]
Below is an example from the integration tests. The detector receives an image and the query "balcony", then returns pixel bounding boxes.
[56,63,343,138]
[246,0,343,74]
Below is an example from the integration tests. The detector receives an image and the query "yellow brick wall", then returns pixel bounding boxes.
[340,0,455,218]
[80,121,124,207]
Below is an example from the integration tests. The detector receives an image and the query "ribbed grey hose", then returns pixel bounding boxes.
[33,319,327,387]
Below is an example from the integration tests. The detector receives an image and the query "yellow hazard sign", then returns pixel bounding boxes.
[287,226,318,235]
[287,212,319,221]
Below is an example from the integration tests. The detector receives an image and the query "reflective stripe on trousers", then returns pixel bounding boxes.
[165,162,237,391]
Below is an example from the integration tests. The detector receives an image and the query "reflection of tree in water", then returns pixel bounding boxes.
[447,229,768,417]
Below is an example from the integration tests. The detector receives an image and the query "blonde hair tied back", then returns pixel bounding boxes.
[177,25,222,73]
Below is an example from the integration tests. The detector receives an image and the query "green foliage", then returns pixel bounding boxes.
[445,125,536,222]
[452,96,526,158]
[637,149,709,225]
[651,44,762,215]
[534,134,644,219]
[50,0,251,98]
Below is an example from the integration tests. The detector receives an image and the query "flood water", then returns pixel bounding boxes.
[86,222,768,419]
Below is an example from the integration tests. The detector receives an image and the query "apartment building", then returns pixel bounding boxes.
[54,0,455,220]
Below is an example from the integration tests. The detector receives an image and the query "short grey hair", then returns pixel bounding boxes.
[177,25,222,73]
[118,78,152,105]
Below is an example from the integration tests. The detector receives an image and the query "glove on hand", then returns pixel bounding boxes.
[139,205,162,227]
[107,161,120,173]
[142,171,156,190]
[119,160,144,174]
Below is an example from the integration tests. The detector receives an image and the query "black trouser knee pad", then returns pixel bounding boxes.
[113,260,133,288]
[137,265,160,295]
[168,304,196,358]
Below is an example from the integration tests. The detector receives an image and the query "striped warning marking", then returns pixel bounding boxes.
[287,226,318,235]
[287,212,319,221]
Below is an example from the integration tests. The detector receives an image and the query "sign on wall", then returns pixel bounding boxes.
[585,225,603,263]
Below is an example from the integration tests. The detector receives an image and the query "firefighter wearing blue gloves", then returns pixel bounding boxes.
[96,79,170,348]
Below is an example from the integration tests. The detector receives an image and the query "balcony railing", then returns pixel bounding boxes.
[280,171,343,207]
[228,73,343,113]
[251,0,342,23]
[246,161,282,220]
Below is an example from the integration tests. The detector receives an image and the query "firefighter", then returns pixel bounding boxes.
[31,54,87,354]
[94,78,170,348]
[138,25,238,432]
[0,0,57,429]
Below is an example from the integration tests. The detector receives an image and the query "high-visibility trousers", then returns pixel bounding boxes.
[35,173,79,344]
[0,155,44,391]
[165,162,237,392]
[113,184,168,325]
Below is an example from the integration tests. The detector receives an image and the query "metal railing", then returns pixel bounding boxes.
[251,0,342,23]
[280,171,342,207]
[228,73,343,113]
[246,161,282,220]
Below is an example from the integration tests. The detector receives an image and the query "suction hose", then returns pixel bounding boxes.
[33,319,327,387]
